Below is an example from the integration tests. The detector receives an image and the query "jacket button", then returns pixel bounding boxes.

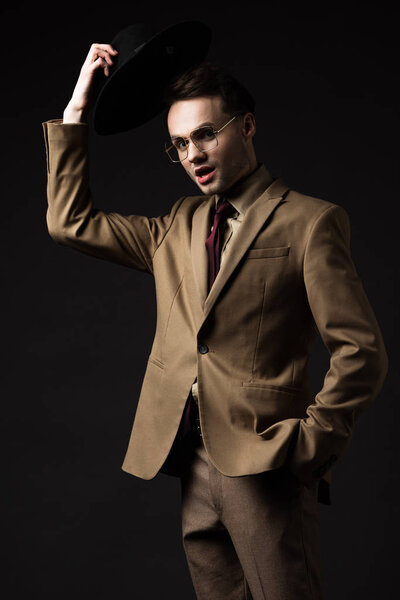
[198,343,209,354]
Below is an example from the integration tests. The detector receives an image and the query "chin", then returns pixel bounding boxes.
[203,184,223,195]
[193,179,218,195]
[191,172,226,195]
[204,176,228,195]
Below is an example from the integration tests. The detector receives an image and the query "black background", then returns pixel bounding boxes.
[2,1,399,598]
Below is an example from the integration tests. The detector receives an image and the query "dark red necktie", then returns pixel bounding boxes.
[205,198,236,292]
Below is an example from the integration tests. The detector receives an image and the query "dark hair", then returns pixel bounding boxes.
[164,61,255,116]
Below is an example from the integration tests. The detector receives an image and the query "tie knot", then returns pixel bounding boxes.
[216,198,235,218]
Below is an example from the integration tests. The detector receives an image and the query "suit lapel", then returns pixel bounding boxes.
[191,177,289,319]
[191,194,216,310]
[204,178,289,318]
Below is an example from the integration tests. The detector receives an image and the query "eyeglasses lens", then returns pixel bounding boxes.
[167,127,217,162]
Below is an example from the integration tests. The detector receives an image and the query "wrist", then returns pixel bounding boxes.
[63,103,85,124]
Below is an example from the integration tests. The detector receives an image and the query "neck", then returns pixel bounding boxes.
[226,160,259,194]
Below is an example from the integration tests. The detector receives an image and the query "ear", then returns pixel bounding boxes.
[241,112,256,139]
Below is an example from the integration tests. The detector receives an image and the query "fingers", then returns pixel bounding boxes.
[90,43,118,59]
[85,43,118,75]
[85,44,118,65]
[92,43,118,54]
[92,56,106,77]
[93,56,112,77]
[90,45,117,63]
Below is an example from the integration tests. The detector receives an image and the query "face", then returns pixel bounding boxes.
[167,95,256,195]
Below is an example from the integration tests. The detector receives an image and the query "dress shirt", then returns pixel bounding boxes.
[191,163,274,404]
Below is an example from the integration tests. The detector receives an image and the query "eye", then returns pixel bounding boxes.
[173,138,187,151]
[193,127,215,142]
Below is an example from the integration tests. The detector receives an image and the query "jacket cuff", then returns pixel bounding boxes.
[42,119,89,174]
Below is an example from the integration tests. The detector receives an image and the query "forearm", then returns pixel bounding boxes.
[63,103,85,124]
[42,119,155,272]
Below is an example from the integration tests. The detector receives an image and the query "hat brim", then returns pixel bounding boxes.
[93,21,212,135]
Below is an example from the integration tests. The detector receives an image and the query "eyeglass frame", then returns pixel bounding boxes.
[164,114,241,163]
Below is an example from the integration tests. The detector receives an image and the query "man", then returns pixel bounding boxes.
[42,30,388,600]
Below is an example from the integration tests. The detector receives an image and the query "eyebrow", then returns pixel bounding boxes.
[170,121,215,140]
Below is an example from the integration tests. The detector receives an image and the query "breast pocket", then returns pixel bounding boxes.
[246,246,290,259]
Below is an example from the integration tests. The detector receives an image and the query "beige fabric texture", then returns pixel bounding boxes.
[191,164,274,403]
[181,438,322,599]
[42,119,388,499]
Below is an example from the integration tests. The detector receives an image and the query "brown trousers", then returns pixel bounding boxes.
[179,436,323,600]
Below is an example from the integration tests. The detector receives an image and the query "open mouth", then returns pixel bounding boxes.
[195,166,216,184]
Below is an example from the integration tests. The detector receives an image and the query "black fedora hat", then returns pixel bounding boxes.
[93,21,212,135]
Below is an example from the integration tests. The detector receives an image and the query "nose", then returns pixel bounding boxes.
[187,139,206,163]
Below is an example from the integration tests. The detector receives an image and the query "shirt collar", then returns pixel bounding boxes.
[215,163,274,216]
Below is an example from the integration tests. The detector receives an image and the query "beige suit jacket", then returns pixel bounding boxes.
[42,119,388,502]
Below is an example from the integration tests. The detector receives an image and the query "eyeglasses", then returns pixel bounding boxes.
[164,115,239,163]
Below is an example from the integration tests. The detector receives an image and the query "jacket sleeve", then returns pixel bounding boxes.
[286,204,388,485]
[42,119,184,273]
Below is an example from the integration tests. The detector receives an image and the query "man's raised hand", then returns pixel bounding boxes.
[63,43,118,123]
